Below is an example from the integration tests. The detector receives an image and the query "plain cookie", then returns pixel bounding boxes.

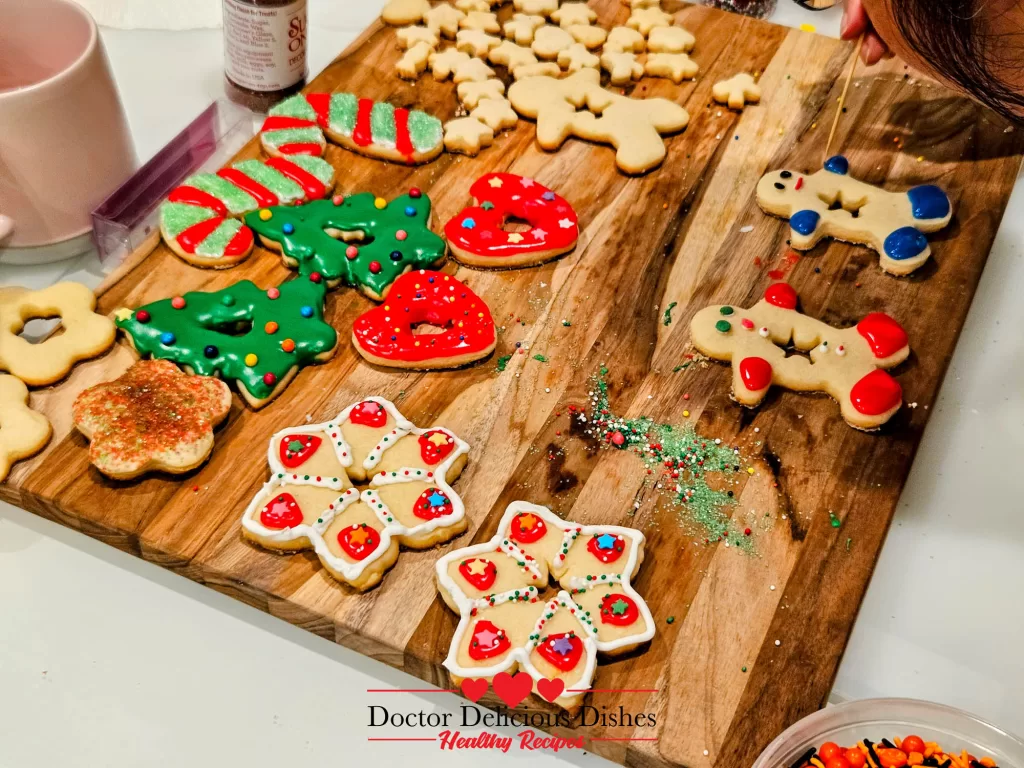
[0,375,50,482]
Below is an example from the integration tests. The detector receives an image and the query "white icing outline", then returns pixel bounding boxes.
[243,398,468,586]
[435,501,655,699]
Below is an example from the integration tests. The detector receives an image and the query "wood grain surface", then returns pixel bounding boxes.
[6,3,1024,767]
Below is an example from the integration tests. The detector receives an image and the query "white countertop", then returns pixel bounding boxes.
[2,3,1021,766]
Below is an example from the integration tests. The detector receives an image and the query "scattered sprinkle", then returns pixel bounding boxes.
[533,353,548,363]
[663,301,678,326]
[496,354,512,372]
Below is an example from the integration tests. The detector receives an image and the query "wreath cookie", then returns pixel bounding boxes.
[114,275,337,410]
[241,398,470,591]
[351,271,496,369]
[757,155,952,276]
[73,360,232,480]
[0,375,51,482]
[245,189,446,301]
[436,502,654,712]
[690,283,910,430]
[162,156,335,268]
[260,93,444,165]
[0,282,116,386]
[444,173,579,268]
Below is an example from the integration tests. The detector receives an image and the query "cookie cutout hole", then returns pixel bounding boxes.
[817,190,867,218]
[411,319,455,336]
[18,317,62,343]
[202,319,255,337]
[502,215,532,234]
[337,230,376,247]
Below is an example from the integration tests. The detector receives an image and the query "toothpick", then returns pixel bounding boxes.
[824,33,864,161]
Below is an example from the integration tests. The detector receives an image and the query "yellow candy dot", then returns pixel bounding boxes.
[259,209,272,221]
[245,353,258,366]
[374,197,387,210]
[747,467,755,475]
[683,410,690,417]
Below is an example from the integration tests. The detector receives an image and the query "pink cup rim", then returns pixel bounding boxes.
[0,0,98,102]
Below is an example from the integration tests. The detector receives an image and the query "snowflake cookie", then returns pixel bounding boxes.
[436,502,655,711]
[242,398,470,590]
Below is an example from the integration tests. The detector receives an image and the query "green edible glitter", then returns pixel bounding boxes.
[496,354,512,372]
[663,301,678,326]
[533,354,548,363]
[715,319,732,333]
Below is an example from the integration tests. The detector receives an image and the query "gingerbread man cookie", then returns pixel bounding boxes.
[756,155,953,276]
[690,283,911,430]
[73,360,232,480]
[436,502,655,712]
[712,73,761,109]
[242,398,470,591]
[445,173,579,268]
[0,375,50,482]
[351,271,496,369]
[504,13,545,45]
[601,51,644,85]
[0,283,116,387]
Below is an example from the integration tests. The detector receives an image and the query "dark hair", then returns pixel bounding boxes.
[893,0,1024,123]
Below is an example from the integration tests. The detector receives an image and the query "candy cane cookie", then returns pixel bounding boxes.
[161,156,335,268]
[259,93,445,165]
[690,283,911,430]
[444,173,579,268]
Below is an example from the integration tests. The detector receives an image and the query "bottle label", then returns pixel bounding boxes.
[223,0,307,92]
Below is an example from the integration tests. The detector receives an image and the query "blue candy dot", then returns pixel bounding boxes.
[404,206,416,217]
[824,155,849,175]
[462,217,476,229]
[160,332,176,345]
[390,250,402,261]
[428,276,435,283]
[282,223,295,234]
[907,185,950,220]
[204,345,218,358]
[884,226,928,261]
[300,305,314,318]
[790,209,821,236]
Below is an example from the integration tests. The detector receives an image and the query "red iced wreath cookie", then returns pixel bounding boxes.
[351,270,496,369]
[444,173,579,269]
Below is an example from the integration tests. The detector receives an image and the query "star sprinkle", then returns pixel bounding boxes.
[507,233,525,243]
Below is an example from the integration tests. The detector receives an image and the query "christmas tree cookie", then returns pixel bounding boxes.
[241,397,470,591]
[245,188,447,300]
[435,502,655,711]
[114,274,337,409]
[161,156,335,268]
[259,92,445,165]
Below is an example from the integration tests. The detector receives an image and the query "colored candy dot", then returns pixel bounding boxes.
[715,320,732,333]
[719,306,734,315]
[160,332,176,345]
[265,321,279,334]
[405,206,417,217]
[245,353,258,366]
[267,288,280,299]
[263,372,277,386]
[395,229,408,241]
[204,345,218,358]
[135,310,151,323]
[309,271,322,283]
[332,194,344,206]
[259,209,272,221]
[390,250,403,261]
[281,338,296,352]
[610,431,626,447]
[374,197,387,209]
[346,245,359,259]
[369,261,382,274]
[300,306,314,318]
[462,217,476,229]
[409,187,422,198]
[171,296,186,309]
[222,294,235,306]
[282,223,295,234]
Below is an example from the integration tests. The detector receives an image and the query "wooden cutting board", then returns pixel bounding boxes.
[5,3,1023,766]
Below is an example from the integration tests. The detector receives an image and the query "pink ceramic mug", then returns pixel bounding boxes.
[0,0,136,262]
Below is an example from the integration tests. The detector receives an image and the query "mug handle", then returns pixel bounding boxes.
[0,214,13,243]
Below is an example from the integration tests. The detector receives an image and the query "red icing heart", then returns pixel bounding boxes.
[460,678,488,703]
[850,369,903,416]
[508,512,547,544]
[537,632,584,672]
[337,523,381,561]
[260,493,303,529]
[351,271,496,366]
[491,671,531,708]
[459,557,498,591]
[536,677,565,703]
[278,434,322,469]
[349,400,387,428]
[414,487,453,520]
[739,356,773,392]
[856,313,908,359]
[419,430,455,465]
[468,619,511,661]
[587,533,625,563]
[599,593,640,626]
[764,282,798,310]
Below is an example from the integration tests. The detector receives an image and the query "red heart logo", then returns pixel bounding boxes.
[491,671,532,708]
[536,677,565,703]
[460,678,488,703]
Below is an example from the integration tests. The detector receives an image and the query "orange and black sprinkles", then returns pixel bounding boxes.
[789,735,999,768]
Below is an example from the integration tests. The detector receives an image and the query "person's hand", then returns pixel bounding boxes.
[841,0,891,65]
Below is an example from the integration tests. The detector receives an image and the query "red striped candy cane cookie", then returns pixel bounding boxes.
[444,173,579,268]
[260,92,445,165]
[160,156,335,268]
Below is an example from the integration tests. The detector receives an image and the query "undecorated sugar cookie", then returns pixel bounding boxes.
[601,51,644,85]
[0,375,50,482]
[513,0,558,16]
[424,2,466,38]
[604,25,646,53]
[456,28,501,57]
[241,398,471,591]
[504,12,545,45]
[382,0,431,25]
[567,24,607,48]
[690,282,911,430]
[626,7,673,35]
[623,0,662,7]
[456,0,491,11]
[436,502,655,712]
[459,10,500,32]
[453,57,496,82]
[444,117,495,155]
[558,42,600,71]
[531,25,575,59]
[397,41,432,78]
[756,155,953,275]
[645,52,698,82]
[512,61,561,79]
[488,40,538,70]
[647,25,695,53]
[470,97,519,132]
[550,2,597,27]
[712,72,761,109]
[397,25,440,49]
[430,47,472,79]
[456,78,505,108]
[351,271,496,369]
